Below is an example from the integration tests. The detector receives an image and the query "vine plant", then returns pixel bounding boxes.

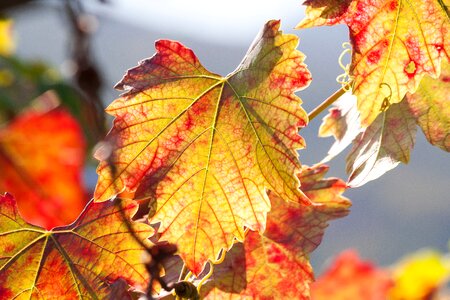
[0,0,449,299]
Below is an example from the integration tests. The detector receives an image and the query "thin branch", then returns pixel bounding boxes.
[307,84,349,122]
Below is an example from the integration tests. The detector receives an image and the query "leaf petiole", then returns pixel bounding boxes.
[307,85,349,122]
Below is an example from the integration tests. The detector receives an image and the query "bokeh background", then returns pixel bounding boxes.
[4,0,450,274]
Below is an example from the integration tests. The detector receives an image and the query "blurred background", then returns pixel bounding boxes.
[2,0,449,275]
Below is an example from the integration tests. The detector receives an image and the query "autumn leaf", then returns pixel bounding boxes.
[297,0,450,126]
[0,91,87,230]
[311,250,393,300]
[345,98,417,187]
[94,20,311,274]
[406,60,450,152]
[0,193,153,299]
[319,91,362,162]
[319,91,417,187]
[200,165,351,299]
[319,71,449,186]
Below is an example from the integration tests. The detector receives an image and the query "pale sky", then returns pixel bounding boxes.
[87,0,305,45]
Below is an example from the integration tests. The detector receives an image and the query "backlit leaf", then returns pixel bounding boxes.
[200,165,351,299]
[0,91,86,230]
[319,91,362,162]
[297,0,450,126]
[345,98,417,187]
[320,91,418,187]
[406,60,450,152]
[94,20,311,274]
[0,193,153,299]
[311,250,393,300]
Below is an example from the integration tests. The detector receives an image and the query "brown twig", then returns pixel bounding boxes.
[104,143,177,299]
[65,0,106,142]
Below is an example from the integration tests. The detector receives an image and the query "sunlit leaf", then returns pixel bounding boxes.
[319,77,448,186]
[311,250,393,300]
[389,250,450,300]
[94,20,311,274]
[406,60,450,152]
[346,98,417,187]
[0,91,86,230]
[0,193,153,299]
[297,0,450,126]
[319,91,362,162]
[319,91,418,187]
[200,165,351,299]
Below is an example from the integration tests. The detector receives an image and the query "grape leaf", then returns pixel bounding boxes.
[347,98,417,187]
[94,20,311,274]
[297,0,450,126]
[320,92,417,187]
[320,71,449,186]
[319,91,362,162]
[0,193,153,299]
[200,165,351,299]
[311,250,393,300]
[0,91,87,230]
[406,60,450,152]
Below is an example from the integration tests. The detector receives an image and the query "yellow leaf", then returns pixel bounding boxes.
[406,60,450,152]
[297,0,450,126]
[0,193,153,298]
[94,20,311,275]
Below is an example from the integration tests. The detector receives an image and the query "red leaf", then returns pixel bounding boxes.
[0,91,87,229]
[200,165,351,299]
[311,250,393,300]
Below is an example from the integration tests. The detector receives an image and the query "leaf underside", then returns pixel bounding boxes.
[346,98,417,187]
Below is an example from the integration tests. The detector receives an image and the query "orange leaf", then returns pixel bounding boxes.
[0,193,153,299]
[311,250,393,300]
[406,60,450,152]
[200,165,351,299]
[297,0,450,126]
[94,20,311,274]
[0,91,87,230]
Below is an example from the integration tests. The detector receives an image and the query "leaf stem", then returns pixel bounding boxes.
[197,262,214,293]
[308,85,349,122]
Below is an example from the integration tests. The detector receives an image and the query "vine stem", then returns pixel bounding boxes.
[307,85,349,122]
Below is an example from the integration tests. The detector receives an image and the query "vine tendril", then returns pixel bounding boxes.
[197,262,214,294]
[379,82,392,111]
[336,42,353,91]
